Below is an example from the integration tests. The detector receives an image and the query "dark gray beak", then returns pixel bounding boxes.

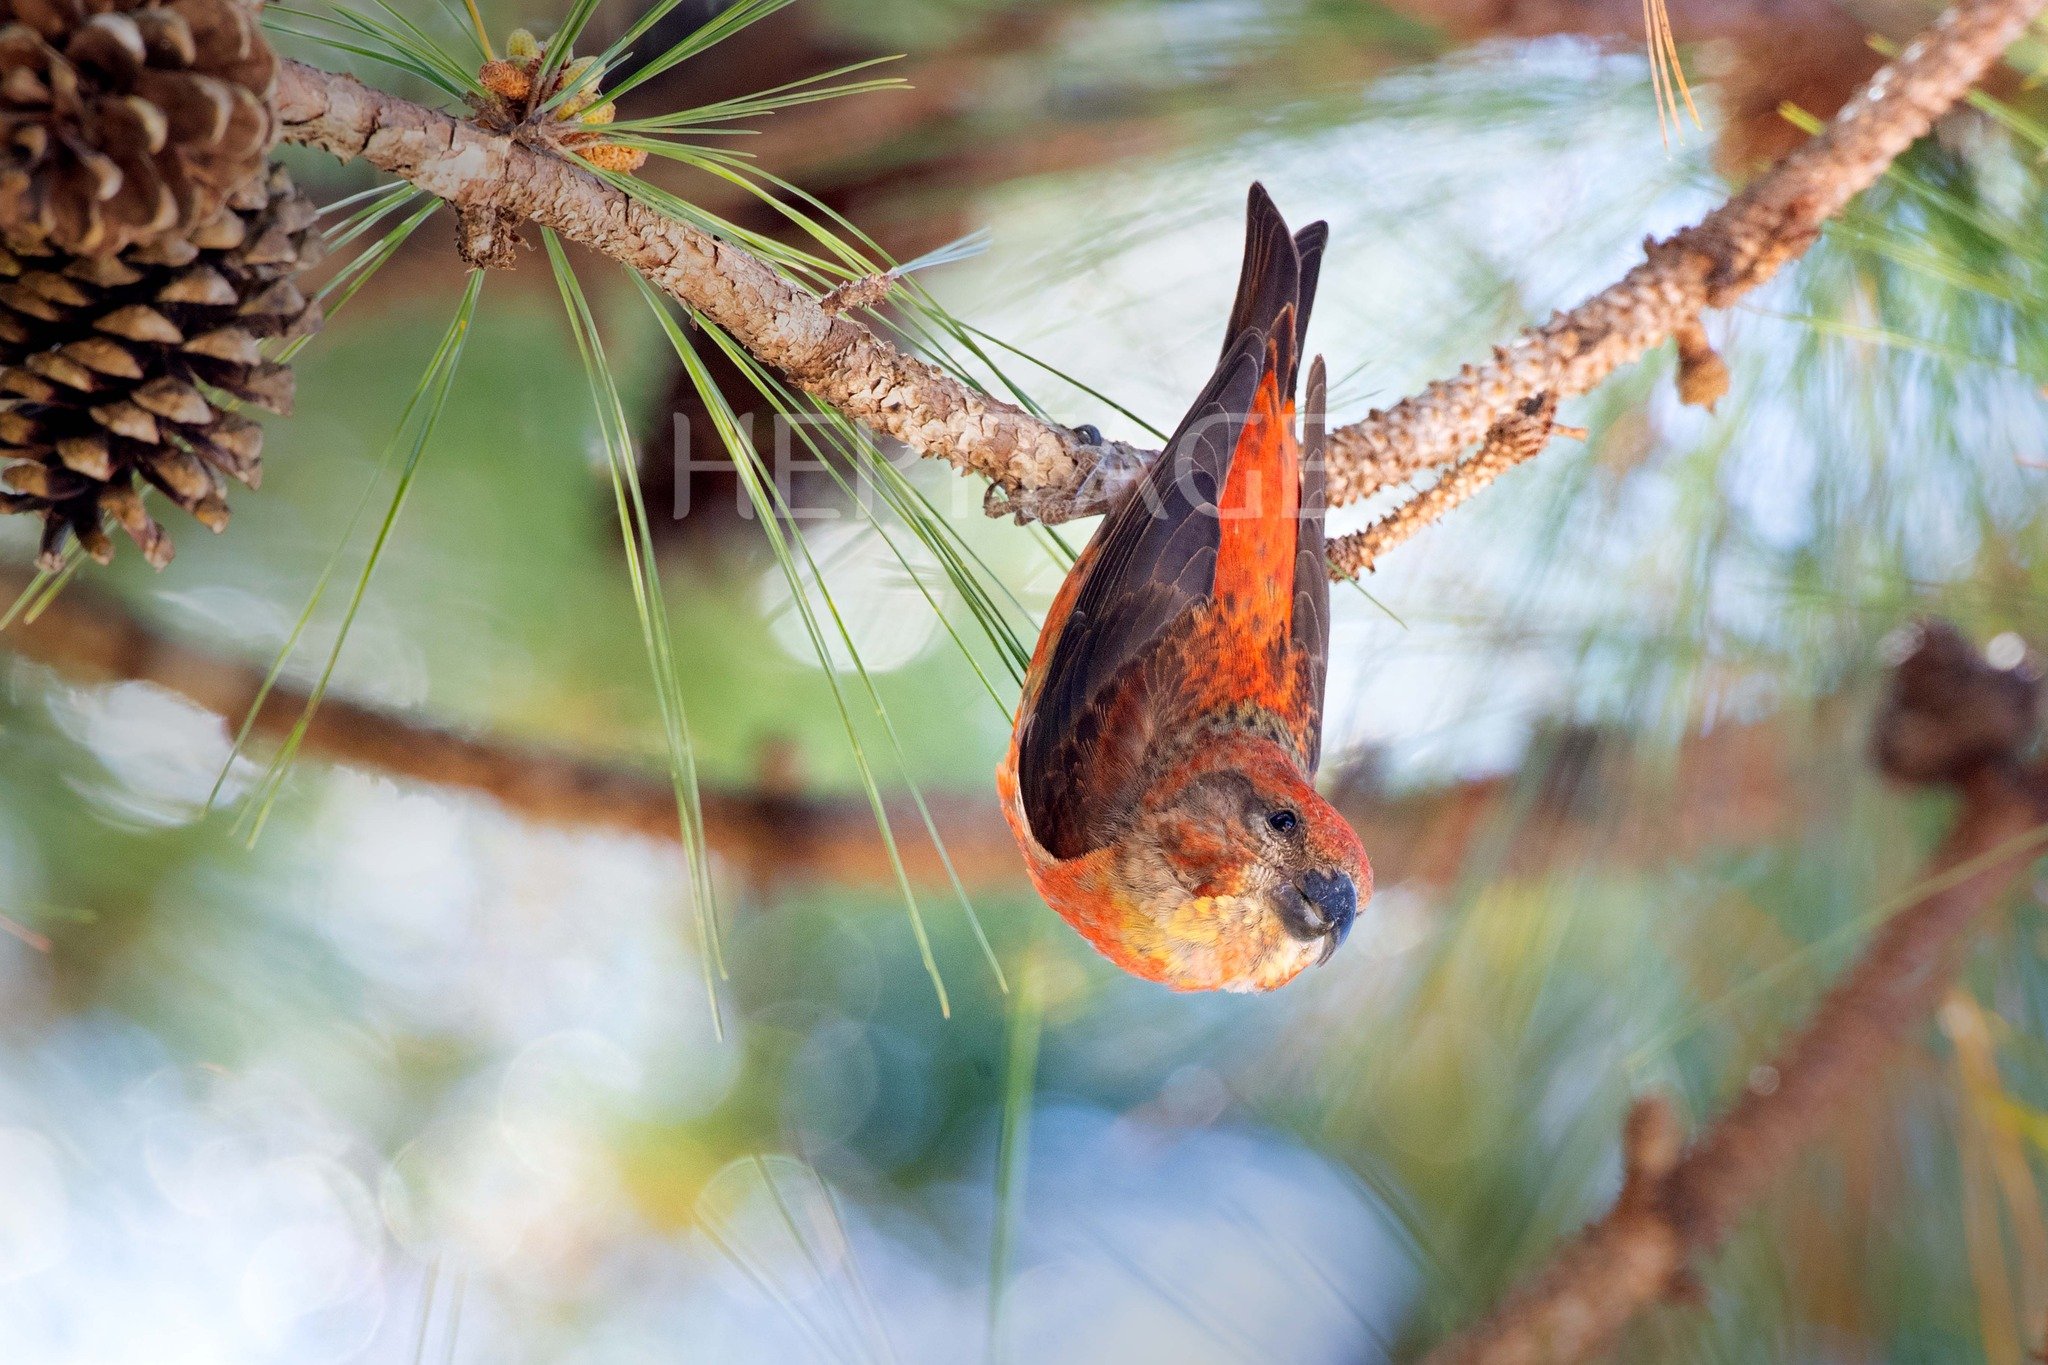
[1283,869,1358,962]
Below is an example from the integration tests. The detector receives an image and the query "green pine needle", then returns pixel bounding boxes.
[544,230,729,1032]
[986,949,1045,1363]
[229,271,485,844]
[639,282,985,1014]
[589,0,799,112]
[206,195,442,812]
[267,4,482,99]
[691,321,1015,991]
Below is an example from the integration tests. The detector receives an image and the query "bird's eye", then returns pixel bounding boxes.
[1266,809,1300,836]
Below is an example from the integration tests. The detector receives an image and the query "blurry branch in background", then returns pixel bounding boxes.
[0,570,1023,895]
[270,0,2044,554]
[1422,621,2048,1365]
[2,575,1849,900]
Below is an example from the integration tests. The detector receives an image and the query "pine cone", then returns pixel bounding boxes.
[0,162,321,569]
[0,0,277,258]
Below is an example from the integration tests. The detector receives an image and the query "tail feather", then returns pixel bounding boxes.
[1220,185,1327,397]
[1292,222,1328,364]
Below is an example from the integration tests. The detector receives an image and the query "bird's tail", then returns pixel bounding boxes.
[1220,183,1327,399]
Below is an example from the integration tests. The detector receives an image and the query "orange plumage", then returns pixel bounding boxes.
[998,185,1371,993]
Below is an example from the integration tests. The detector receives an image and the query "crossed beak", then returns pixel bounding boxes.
[1281,868,1358,964]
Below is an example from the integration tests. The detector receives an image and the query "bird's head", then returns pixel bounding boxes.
[1100,733,1370,992]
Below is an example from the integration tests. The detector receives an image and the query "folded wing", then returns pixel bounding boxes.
[1018,185,1329,858]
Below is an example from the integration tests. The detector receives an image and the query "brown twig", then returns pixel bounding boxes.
[1326,393,1563,578]
[1420,621,2048,1365]
[271,0,2043,539]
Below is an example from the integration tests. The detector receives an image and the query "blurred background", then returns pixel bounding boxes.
[3,0,2048,1359]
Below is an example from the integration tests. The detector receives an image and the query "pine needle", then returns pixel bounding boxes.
[459,0,492,60]
[639,283,971,1015]
[608,60,909,131]
[0,557,69,632]
[755,1158,897,1365]
[266,5,481,99]
[986,949,1045,1365]
[533,0,608,97]
[206,196,442,812]
[697,1160,857,1363]
[595,0,798,111]
[544,231,728,1032]
[692,313,1015,992]
[1641,0,1701,149]
[230,271,486,843]
[15,551,81,626]
[409,1257,441,1365]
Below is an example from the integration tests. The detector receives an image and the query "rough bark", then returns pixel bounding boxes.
[1326,393,1568,577]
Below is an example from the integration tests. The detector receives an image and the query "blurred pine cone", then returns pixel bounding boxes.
[0,0,276,258]
[0,162,321,569]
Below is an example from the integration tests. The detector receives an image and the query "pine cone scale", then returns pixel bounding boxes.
[0,162,321,569]
[95,301,177,341]
[0,2,312,571]
[55,431,111,477]
[88,397,153,442]
[0,0,275,257]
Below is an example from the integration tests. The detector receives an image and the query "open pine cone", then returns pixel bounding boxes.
[0,162,321,569]
[0,0,277,258]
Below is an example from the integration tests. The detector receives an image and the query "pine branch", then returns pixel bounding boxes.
[1322,0,2043,514]
[1419,621,2048,1365]
[271,60,1129,505]
[272,0,2044,549]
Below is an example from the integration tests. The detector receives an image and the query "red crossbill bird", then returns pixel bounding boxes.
[998,184,1370,993]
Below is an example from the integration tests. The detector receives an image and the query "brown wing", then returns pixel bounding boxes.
[1017,334,1263,860]
[1018,184,1328,858]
